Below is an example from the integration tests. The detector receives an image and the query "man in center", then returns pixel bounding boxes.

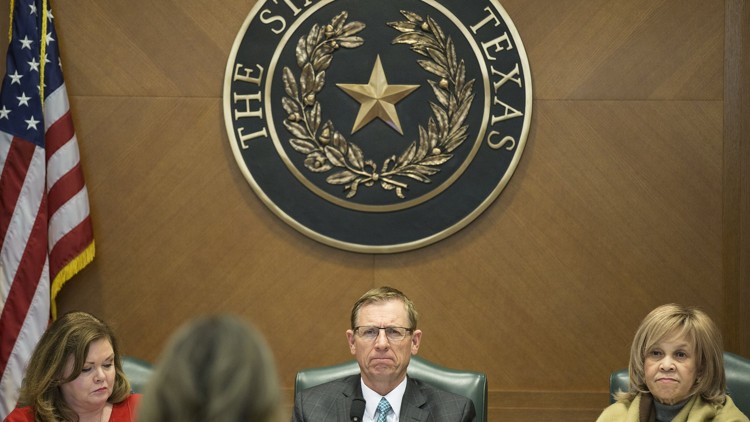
[292,286,476,421]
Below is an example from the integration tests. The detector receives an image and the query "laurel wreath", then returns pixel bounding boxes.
[282,10,475,199]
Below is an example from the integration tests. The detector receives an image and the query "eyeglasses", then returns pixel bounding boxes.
[354,326,414,342]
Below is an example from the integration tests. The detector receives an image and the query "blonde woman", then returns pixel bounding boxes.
[597,304,749,422]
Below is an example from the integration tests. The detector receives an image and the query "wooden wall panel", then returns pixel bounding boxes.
[508,0,723,100]
[1,1,745,421]
[724,0,750,357]
[374,99,723,389]
[53,0,248,97]
[50,96,378,373]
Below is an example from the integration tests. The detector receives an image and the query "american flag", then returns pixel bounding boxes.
[0,0,94,416]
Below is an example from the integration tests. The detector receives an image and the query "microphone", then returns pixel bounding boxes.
[350,398,366,422]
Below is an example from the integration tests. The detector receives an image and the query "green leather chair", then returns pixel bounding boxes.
[609,351,750,415]
[121,355,153,394]
[295,355,488,422]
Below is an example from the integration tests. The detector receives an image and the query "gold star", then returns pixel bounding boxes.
[337,55,419,135]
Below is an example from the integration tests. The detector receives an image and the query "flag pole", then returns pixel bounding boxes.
[7,0,13,42]
[40,0,46,104]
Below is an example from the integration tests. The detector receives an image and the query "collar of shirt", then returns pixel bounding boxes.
[361,376,408,422]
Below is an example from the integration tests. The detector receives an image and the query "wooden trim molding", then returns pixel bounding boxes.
[488,390,604,421]
[723,0,750,356]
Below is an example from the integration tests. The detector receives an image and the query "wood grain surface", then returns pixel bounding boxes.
[1,1,746,420]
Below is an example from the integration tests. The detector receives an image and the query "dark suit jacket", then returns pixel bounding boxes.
[292,374,476,421]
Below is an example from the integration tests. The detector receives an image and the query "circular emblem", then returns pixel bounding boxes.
[224,0,531,253]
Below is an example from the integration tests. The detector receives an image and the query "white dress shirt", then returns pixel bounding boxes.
[361,376,408,422]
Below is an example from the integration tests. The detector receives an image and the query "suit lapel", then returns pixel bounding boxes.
[399,377,429,422]
[336,375,363,420]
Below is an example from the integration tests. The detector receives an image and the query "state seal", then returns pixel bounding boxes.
[224,0,532,253]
